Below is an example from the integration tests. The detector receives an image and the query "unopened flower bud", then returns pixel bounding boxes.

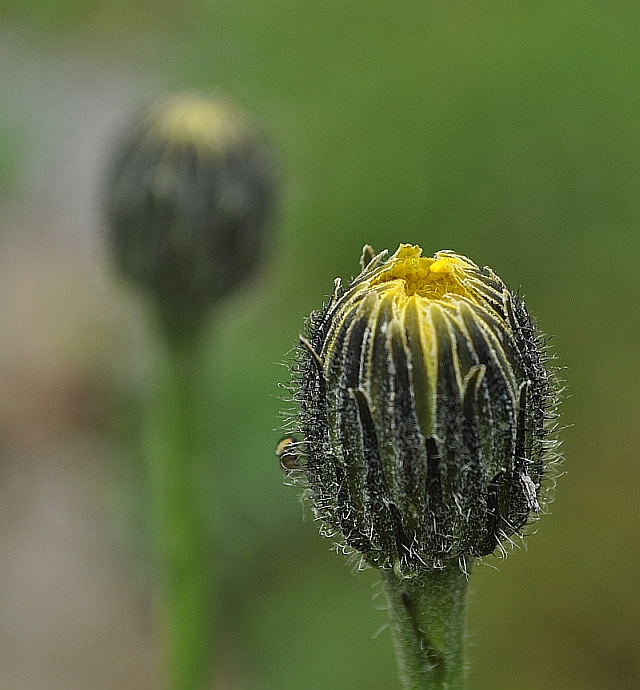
[105,93,276,334]
[292,244,556,575]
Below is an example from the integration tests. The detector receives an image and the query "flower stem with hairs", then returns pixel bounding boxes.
[382,563,469,690]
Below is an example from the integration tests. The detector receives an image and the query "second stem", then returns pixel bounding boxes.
[149,330,215,690]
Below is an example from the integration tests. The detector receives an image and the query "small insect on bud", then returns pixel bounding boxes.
[291,244,557,576]
[275,435,301,472]
[105,93,276,334]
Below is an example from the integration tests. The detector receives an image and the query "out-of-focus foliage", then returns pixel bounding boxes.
[0,126,20,194]
[1,2,638,689]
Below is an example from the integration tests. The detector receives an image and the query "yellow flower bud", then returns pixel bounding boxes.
[293,244,557,575]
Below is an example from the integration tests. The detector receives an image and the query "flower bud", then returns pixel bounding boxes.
[292,244,557,575]
[105,93,276,334]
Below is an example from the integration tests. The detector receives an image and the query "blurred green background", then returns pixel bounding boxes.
[0,2,638,689]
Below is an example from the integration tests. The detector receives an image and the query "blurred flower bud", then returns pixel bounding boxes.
[292,244,558,576]
[105,93,276,334]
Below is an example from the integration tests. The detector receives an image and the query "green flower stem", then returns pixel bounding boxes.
[382,560,471,690]
[148,329,214,690]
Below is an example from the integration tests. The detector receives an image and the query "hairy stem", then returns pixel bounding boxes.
[382,560,470,690]
[148,329,214,690]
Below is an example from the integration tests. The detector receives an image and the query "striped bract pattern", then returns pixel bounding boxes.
[294,244,552,575]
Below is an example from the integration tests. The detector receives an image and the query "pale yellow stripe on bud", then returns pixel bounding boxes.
[403,295,437,439]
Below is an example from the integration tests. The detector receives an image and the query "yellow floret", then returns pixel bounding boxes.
[370,245,472,301]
